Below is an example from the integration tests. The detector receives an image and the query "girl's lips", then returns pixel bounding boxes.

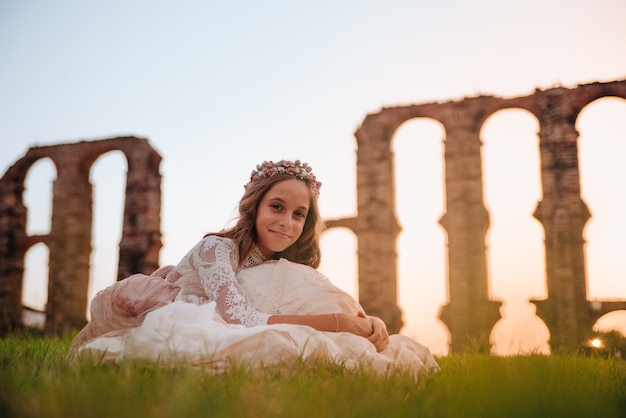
[270,230,290,239]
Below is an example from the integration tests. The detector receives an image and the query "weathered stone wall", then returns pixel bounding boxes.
[0,137,162,335]
[328,78,626,352]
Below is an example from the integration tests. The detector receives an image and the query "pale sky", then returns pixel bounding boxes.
[1,0,625,355]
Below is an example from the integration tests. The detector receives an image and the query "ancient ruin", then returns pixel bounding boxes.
[328,78,626,352]
[0,137,162,334]
[1,79,626,352]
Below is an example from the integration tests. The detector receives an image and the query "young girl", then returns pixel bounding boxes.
[70,160,439,376]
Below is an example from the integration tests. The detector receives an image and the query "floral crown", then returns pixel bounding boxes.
[246,160,322,197]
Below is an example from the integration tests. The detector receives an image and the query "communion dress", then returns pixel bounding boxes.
[70,236,440,377]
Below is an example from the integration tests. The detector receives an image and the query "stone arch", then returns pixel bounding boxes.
[392,117,449,351]
[490,308,551,355]
[0,136,162,335]
[23,242,50,314]
[481,108,544,296]
[21,157,56,320]
[332,99,505,349]
[481,108,548,354]
[592,309,626,337]
[88,150,128,316]
[24,157,56,235]
[346,78,626,352]
[319,226,359,299]
[577,97,626,304]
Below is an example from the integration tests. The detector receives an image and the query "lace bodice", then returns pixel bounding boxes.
[174,235,271,327]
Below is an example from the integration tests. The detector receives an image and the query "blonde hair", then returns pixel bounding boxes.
[208,173,325,268]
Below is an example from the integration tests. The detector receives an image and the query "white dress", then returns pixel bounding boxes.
[71,237,440,377]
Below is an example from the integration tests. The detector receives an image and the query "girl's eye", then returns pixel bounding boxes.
[294,211,306,218]
[270,203,282,211]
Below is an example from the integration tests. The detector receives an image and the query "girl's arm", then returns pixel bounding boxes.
[190,236,271,327]
[268,311,390,352]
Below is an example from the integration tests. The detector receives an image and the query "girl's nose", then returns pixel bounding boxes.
[279,213,292,228]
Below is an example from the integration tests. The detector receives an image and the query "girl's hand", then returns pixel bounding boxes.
[336,312,374,338]
[358,311,389,352]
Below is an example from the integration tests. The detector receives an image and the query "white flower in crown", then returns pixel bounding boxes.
[247,159,322,197]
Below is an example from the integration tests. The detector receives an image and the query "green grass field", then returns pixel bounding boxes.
[1,334,625,418]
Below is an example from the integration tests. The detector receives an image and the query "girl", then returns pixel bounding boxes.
[70,160,439,376]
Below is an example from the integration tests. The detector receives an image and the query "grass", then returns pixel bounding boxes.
[1,333,625,418]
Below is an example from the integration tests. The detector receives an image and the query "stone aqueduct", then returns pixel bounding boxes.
[1,78,626,352]
[0,139,162,335]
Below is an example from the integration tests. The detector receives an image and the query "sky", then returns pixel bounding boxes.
[1,0,625,355]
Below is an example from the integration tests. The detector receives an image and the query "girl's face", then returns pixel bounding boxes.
[255,178,311,257]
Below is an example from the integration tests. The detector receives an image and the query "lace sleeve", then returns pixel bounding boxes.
[189,236,270,327]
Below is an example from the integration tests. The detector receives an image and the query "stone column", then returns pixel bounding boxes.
[46,164,92,333]
[0,170,27,334]
[354,113,403,333]
[438,110,501,353]
[532,114,592,352]
[117,151,162,280]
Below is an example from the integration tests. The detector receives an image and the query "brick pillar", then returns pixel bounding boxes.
[0,170,27,334]
[46,166,92,333]
[117,150,162,280]
[532,117,592,352]
[438,116,501,353]
[354,113,403,333]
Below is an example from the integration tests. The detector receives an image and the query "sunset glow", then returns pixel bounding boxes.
[2,0,625,355]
